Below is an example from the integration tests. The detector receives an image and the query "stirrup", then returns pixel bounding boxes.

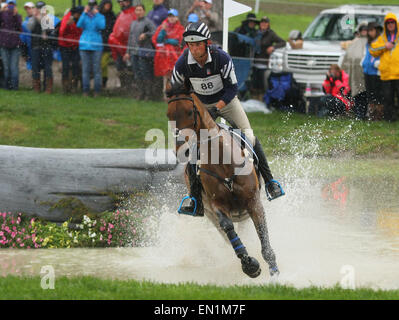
[178,196,198,216]
[265,179,285,201]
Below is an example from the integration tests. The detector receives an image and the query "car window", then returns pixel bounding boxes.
[303,13,385,41]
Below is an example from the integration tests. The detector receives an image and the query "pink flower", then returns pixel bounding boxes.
[108,223,114,229]
[0,232,3,236]
[108,234,112,239]
[100,227,105,232]
[20,243,24,247]
[21,228,25,233]
[17,217,21,224]
[11,232,16,239]
[16,238,21,243]
[30,218,35,224]
[12,226,17,231]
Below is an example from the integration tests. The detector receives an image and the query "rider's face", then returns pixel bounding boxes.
[187,41,207,60]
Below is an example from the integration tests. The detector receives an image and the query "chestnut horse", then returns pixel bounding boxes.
[166,86,279,278]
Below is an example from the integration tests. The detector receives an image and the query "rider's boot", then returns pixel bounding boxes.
[179,164,204,216]
[253,137,285,201]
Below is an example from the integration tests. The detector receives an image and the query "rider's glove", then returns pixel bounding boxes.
[208,107,220,120]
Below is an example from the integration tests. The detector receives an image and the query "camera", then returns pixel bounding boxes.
[88,0,97,11]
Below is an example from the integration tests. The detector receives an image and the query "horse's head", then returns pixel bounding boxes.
[166,83,203,142]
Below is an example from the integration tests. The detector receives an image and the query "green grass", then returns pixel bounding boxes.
[229,12,314,38]
[1,89,398,157]
[17,0,154,18]
[261,0,399,5]
[1,275,399,299]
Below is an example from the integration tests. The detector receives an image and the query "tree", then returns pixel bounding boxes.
[166,0,223,30]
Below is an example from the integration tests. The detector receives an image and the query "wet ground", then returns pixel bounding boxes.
[1,158,398,290]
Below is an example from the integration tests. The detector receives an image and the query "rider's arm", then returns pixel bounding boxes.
[218,52,238,109]
[171,54,186,86]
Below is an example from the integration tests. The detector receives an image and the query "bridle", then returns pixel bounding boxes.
[167,95,238,192]
[167,96,202,138]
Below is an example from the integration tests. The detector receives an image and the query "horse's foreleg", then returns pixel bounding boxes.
[215,209,261,278]
[249,201,279,276]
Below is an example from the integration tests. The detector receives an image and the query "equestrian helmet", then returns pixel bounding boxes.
[183,22,211,42]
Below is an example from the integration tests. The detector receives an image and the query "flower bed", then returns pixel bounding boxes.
[0,210,156,249]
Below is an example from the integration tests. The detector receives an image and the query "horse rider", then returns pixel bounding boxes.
[171,21,284,216]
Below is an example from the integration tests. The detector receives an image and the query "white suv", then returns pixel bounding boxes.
[269,5,399,97]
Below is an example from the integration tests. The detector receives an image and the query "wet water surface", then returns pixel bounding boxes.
[1,158,399,290]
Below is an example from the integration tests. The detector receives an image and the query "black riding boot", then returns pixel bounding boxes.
[179,164,204,216]
[253,137,284,200]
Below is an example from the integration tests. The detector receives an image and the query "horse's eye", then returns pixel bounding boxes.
[187,110,193,117]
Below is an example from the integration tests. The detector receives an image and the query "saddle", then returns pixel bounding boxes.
[178,123,262,217]
[217,122,259,166]
[191,122,261,189]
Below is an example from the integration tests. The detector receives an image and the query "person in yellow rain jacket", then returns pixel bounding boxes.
[369,12,399,122]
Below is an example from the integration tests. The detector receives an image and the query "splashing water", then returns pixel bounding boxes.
[1,119,398,290]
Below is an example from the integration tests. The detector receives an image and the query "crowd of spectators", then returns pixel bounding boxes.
[233,13,285,99]
[0,0,218,100]
[1,0,398,121]
[322,14,399,122]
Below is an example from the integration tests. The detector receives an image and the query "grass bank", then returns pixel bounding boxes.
[1,275,399,299]
[0,90,398,157]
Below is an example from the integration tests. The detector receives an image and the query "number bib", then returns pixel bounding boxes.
[189,75,224,96]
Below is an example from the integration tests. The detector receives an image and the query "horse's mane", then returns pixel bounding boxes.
[166,83,192,98]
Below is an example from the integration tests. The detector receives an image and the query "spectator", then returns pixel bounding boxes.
[252,16,285,98]
[234,12,259,39]
[147,0,168,28]
[77,0,105,97]
[254,16,285,62]
[99,0,116,88]
[186,0,219,32]
[152,8,184,98]
[341,22,369,119]
[341,22,368,50]
[320,64,351,117]
[58,6,83,94]
[287,29,303,50]
[108,0,136,91]
[0,0,22,90]
[20,2,35,71]
[27,1,57,93]
[370,13,399,122]
[124,4,155,100]
[187,13,199,24]
[341,23,368,98]
[362,22,383,120]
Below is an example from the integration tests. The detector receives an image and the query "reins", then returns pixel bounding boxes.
[168,95,245,193]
